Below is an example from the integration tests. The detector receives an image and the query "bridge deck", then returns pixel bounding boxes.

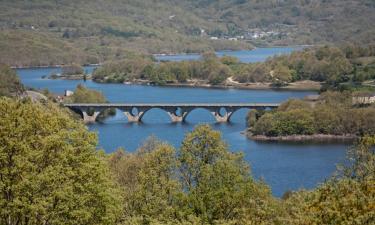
[63,103,280,107]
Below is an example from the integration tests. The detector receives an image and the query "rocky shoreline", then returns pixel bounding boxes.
[161,80,321,91]
[47,74,91,80]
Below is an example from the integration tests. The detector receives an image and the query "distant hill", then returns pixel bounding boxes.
[1,0,374,67]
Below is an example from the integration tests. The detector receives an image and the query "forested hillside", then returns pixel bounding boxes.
[1,0,375,66]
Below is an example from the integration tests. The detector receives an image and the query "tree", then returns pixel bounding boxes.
[65,84,107,103]
[208,64,232,85]
[61,63,84,75]
[178,125,278,224]
[64,84,115,119]
[108,137,182,224]
[220,56,239,66]
[284,136,375,224]
[272,64,293,86]
[0,98,122,225]
[0,64,24,97]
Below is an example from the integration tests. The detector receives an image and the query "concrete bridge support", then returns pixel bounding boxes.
[166,108,190,122]
[209,108,235,123]
[81,110,101,123]
[123,111,145,122]
[167,111,183,122]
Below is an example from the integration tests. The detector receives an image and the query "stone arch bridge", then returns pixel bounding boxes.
[63,103,279,123]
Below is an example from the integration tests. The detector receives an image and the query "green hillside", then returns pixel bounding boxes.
[1,0,374,66]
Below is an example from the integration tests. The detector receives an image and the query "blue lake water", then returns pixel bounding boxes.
[155,46,304,63]
[16,47,349,197]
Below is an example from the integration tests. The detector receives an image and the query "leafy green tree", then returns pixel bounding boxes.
[208,64,232,85]
[108,138,182,224]
[0,98,122,225]
[65,84,115,118]
[272,64,293,86]
[61,63,84,75]
[0,64,24,97]
[65,84,107,103]
[178,125,278,224]
[284,136,375,224]
[220,56,239,66]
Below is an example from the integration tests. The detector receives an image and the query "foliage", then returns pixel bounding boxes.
[93,53,233,85]
[0,0,250,67]
[93,44,375,88]
[64,84,116,118]
[283,136,375,224]
[0,98,122,225]
[0,64,24,97]
[108,125,279,224]
[234,44,375,89]
[2,0,375,66]
[61,63,84,75]
[109,139,181,224]
[65,84,106,104]
[251,93,375,136]
[1,97,374,224]
[178,125,279,224]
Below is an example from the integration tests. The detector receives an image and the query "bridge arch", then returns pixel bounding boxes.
[138,107,167,122]
[182,107,230,123]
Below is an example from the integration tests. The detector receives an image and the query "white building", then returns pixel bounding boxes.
[65,90,74,97]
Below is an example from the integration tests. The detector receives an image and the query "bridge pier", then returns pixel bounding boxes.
[210,108,234,122]
[167,112,183,122]
[167,110,190,122]
[120,106,148,122]
[123,111,145,122]
[81,110,101,123]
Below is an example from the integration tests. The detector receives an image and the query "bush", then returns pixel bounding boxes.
[61,63,84,75]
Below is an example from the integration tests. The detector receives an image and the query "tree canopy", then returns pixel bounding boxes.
[250,92,375,137]
[0,64,24,97]
[0,98,122,224]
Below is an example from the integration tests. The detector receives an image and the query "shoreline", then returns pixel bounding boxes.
[11,64,100,70]
[45,76,321,91]
[152,45,312,57]
[109,79,321,91]
[160,80,321,91]
[247,133,358,142]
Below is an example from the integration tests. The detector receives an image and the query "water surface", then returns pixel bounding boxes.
[155,46,304,63]
[16,47,348,197]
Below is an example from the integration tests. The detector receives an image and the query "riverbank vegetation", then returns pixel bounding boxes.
[92,44,375,90]
[93,52,234,85]
[1,97,374,224]
[248,91,375,140]
[242,44,375,90]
